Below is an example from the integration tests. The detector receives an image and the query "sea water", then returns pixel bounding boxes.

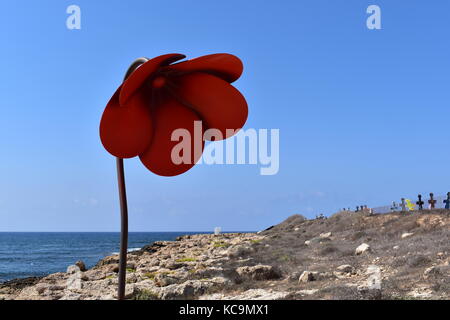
[0,232,205,282]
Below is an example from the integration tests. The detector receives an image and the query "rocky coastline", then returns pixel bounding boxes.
[1,210,449,300]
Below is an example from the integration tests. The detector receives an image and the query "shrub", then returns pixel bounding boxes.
[213,241,230,248]
[133,289,159,300]
[319,245,339,256]
[176,257,196,263]
[407,255,432,268]
[143,272,156,280]
[350,231,366,241]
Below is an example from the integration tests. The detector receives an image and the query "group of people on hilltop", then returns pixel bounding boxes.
[339,192,450,216]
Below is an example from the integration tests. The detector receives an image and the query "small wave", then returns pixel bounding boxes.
[111,248,141,255]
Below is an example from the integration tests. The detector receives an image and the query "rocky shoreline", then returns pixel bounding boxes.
[1,210,449,300]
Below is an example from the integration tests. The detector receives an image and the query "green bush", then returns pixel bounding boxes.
[176,257,196,262]
[133,289,159,300]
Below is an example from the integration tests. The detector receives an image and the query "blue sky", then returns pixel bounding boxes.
[1,1,449,231]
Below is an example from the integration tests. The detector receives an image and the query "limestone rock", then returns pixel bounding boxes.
[225,245,254,258]
[66,265,81,274]
[59,292,82,300]
[355,243,371,255]
[83,269,107,281]
[236,265,281,281]
[337,265,354,274]
[298,271,315,283]
[297,289,319,296]
[35,283,50,294]
[320,232,332,239]
[200,289,289,300]
[191,267,224,279]
[366,265,382,290]
[48,285,65,291]
[66,272,83,290]
[298,270,334,283]
[158,280,213,300]
[95,256,119,267]
[154,274,180,287]
[162,261,185,270]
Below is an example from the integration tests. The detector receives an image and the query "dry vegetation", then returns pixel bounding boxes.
[234,210,450,299]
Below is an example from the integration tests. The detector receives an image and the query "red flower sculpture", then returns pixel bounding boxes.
[100,53,248,176]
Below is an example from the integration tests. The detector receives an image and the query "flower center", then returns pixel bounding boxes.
[151,76,166,89]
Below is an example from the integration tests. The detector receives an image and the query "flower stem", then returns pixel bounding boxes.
[116,57,149,300]
[116,158,128,300]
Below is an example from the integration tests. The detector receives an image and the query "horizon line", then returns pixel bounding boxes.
[0,230,257,233]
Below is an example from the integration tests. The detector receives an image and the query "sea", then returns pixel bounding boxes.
[0,232,209,283]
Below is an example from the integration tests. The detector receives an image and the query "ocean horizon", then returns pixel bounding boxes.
[0,231,251,283]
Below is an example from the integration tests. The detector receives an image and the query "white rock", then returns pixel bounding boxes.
[298,271,315,283]
[355,243,371,255]
[366,265,381,274]
[401,232,414,239]
[66,272,82,290]
[320,232,332,239]
[59,292,82,300]
[366,265,381,290]
[337,265,353,273]
[393,246,400,250]
[66,265,81,274]
[297,289,318,296]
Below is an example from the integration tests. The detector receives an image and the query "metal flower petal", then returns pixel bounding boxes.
[100,86,153,159]
[139,97,204,177]
[166,53,243,83]
[120,53,186,105]
[171,72,248,140]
